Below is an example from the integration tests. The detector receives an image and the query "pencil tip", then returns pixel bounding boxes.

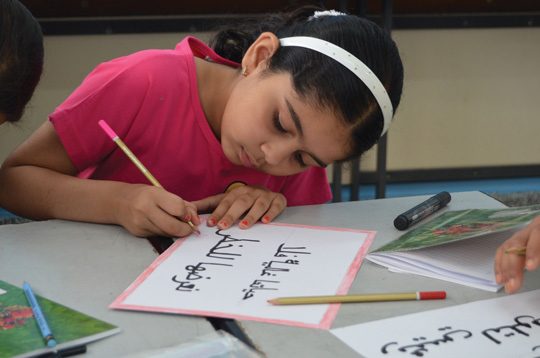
[186,220,200,235]
[267,298,278,305]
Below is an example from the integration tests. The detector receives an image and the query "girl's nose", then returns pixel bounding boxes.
[261,140,295,166]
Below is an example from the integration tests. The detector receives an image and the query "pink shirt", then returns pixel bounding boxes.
[50,37,332,206]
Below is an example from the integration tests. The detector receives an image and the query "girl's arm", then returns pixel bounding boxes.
[494,215,540,293]
[193,184,287,230]
[0,121,199,237]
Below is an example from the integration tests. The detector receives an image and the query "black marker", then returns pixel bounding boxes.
[394,191,451,231]
[37,345,87,358]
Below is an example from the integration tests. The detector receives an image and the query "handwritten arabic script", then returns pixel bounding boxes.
[171,230,258,293]
[111,220,374,329]
[242,244,311,300]
[331,289,540,358]
[381,314,540,357]
[170,230,312,300]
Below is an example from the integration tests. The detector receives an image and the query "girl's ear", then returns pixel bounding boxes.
[241,32,280,72]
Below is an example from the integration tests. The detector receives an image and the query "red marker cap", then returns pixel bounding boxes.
[419,291,446,300]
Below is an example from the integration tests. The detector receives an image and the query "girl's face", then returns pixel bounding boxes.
[220,71,351,176]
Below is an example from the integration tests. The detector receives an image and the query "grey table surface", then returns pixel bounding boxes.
[0,219,219,357]
[3,191,538,358]
[237,191,540,358]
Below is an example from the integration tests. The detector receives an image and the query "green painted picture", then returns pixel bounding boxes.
[0,280,120,358]
[374,205,540,253]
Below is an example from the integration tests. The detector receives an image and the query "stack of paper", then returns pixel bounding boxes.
[367,206,540,292]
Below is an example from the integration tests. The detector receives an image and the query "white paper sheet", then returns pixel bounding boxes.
[331,289,540,357]
[110,220,374,329]
[366,229,516,292]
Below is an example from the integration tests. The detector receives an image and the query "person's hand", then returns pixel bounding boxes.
[495,216,540,294]
[193,185,286,230]
[115,184,200,238]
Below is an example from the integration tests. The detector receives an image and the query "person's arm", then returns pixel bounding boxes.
[494,216,540,293]
[0,121,199,237]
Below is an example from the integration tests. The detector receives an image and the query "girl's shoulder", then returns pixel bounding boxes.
[104,47,187,73]
[87,37,238,83]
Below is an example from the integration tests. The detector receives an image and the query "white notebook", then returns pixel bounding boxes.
[367,206,540,291]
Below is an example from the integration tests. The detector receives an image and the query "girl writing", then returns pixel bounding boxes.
[0,7,403,238]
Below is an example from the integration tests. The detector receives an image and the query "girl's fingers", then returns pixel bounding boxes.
[502,257,525,294]
[494,240,505,284]
[525,224,540,271]
[238,196,274,229]
[208,189,251,229]
[240,195,287,229]
[157,191,202,231]
[123,212,183,238]
[145,203,198,237]
[495,232,520,284]
[128,187,199,237]
[209,186,286,230]
[193,194,227,214]
[183,202,201,229]
[215,195,258,230]
[495,227,532,294]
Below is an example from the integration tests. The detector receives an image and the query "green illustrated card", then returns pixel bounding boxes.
[374,205,540,253]
[0,280,120,358]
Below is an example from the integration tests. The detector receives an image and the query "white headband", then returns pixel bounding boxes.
[308,10,346,20]
[279,36,393,137]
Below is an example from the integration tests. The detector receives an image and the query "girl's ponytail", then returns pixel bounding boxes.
[210,6,320,63]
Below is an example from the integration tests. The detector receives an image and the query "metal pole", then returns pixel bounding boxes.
[376,0,393,199]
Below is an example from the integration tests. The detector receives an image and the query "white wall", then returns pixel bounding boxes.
[1,27,539,182]
[383,27,540,170]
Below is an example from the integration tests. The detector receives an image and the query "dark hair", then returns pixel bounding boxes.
[0,0,44,123]
[210,6,403,161]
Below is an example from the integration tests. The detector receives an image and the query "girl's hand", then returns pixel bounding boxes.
[495,216,540,294]
[116,184,200,238]
[193,185,287,230]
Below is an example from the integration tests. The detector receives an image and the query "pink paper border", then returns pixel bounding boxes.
[110,222,375,329]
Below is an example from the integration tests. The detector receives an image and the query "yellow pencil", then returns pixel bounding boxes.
[267,291,446,305]
[504,246,527,255]
[98,120,199,235]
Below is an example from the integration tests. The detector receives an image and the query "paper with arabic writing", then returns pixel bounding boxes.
[331,289,540,358]
[110,219,374,329]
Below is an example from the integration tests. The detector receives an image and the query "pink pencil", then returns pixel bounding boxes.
[98,120,199,234]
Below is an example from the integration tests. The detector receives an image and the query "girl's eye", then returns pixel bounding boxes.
[273,112,286,133]
[273,112,306,167]
[295,152,307,168]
